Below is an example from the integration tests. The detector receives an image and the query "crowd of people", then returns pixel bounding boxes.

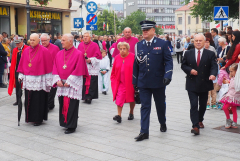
[0,21,239,140]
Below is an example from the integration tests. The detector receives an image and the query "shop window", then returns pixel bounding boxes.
[0,6,10,35]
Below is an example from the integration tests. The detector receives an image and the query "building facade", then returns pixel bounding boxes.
[175,1,210,35]
[0,0,72,36]
[123,0,184,34]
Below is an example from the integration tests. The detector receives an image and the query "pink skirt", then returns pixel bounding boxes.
[115,82,126,107]
[220,96,240,106]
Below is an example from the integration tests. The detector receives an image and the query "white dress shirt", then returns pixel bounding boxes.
[195,48,204,62]
[146,36,154,46]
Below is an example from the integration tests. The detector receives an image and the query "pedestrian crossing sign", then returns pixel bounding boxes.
[214,6,229,21]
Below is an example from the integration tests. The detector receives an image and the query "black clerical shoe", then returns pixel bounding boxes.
[49,105,55,110]
[113,115,122,123]
[102,91,107,95]
[86,99,92,104]
[13,102,18,106]
[160,124,167,132]
[0,84,7,88]
[134,133,149,141]
[65,128,76,134]
[128,114,134,120]
[33,122,42,126]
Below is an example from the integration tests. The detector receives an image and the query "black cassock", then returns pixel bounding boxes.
[24,90,48,123]
[58,96,79,129]
[82,76,98,100]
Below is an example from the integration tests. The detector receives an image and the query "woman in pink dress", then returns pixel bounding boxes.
[111,42,135,123]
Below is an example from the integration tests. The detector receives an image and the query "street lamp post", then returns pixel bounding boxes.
[79,0,84,35]
[26,0,30,40]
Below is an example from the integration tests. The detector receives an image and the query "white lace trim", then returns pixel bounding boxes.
[53,75,83,100]
[87,57,100,76]
[18,73,53,92]
[52,75,61,87]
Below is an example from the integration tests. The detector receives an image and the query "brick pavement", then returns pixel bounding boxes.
[0,57,239,161]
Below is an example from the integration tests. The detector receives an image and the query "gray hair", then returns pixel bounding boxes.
[63,34,74,42]
[84,32,90,36]
[194,34,206,41]
[117,42,130,50]
[2,37,8,43]
[218,37,226,44]
[40,33,50,40]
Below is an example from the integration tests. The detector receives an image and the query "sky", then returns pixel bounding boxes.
[91,0,123,4]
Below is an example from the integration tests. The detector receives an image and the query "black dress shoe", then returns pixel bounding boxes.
[65,128,76,134]
[160,124,167,132]
[0,84,7,88]
[13,102,18,106]
[86,99,92,104]
[113,115,122,123]
[49,106,55,110]
[102,91,107,95]
[134,133,149,141]
[128,114,134,120]
[33,122,42,126]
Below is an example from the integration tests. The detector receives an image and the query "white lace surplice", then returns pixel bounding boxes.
[87,57,100,76]
[18,73,52,92]
[52,75,83,100]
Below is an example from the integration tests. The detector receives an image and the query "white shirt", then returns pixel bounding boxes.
[146,37,154,46]
[195,48,204,62]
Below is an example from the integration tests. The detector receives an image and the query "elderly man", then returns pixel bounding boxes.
[0,34,7,88]
[112,27,139,58]
[8,37,28,105]
[17,33,53,126]
[181,34,218,135]
[133,21,173,141]
[52,34,88,134]
[41,33,60,110]
[78,32,102,104]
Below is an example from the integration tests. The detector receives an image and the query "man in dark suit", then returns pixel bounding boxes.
[133,20,173,141]
[106,36,114,66]
[54,35,63,50]
[181,34,218,135]
[0,34,8,88]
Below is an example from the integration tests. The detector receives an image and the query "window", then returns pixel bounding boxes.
[178,17,182,24]
[196,16,199,24]
[188,16,191,24]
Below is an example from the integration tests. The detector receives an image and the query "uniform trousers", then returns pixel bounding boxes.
[139,87,166,133]
[187,91,208,128]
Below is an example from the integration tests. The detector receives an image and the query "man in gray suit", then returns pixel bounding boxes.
[54,35,63,50]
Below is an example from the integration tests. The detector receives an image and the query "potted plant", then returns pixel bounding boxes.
[32,0,52,6]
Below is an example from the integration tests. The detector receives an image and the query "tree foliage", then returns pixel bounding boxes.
[184,0,239,21]
[92,10,121,35]
[120,10,147,34]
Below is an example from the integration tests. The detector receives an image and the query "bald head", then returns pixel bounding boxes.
[61,34,74,50]
[30,33,40,47]
[123,27,132,39]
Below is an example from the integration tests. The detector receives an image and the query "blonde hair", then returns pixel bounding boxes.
[117,42,130,50]
[230,63,238,71]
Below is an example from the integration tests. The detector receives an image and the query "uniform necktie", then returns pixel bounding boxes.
[147,42,151,46]
[197,50,201,67]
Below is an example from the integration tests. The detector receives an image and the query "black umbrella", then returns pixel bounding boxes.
[18,81,23,126]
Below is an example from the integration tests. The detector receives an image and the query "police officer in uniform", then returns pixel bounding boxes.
[133,21,173,141]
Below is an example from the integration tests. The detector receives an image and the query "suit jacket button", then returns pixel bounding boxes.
[190,64,191,65]
[148,53,149,55]
[148,64,149,65]
[202,72,203,74]
[148,58,149,60]
[202,79,204,81]
[205,65,206,66]
[148,69,150,71]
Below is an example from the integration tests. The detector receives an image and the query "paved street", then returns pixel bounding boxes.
[0,57,239,161]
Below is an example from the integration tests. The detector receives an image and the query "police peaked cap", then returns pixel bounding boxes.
[140,20,156,30]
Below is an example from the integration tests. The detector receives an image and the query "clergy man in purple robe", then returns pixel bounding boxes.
[40,33,60,110]
[78,32,102,104]
[52,34,88,134]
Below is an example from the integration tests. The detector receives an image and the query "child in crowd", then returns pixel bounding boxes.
[98,49,110,95]
[220,63,239,129]
[216,60,230,109]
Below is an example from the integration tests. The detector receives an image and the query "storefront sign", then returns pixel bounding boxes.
[0,6,9,16]
[30,10,61,20]
[157,25,175,29]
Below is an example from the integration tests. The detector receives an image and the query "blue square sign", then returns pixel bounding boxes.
[86,25,98,31]
[214,6,229,21]
[74,18,84,28]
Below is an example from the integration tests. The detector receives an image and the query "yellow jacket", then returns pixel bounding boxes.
[2,43,11,57]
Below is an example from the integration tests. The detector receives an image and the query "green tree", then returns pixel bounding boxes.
[155,27,164,35]
[92,10,121,35]
[184,0,239,21]
[120,10,147,34]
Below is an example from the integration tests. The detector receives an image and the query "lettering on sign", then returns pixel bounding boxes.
[30,10,61,20]
[0,7,9,16]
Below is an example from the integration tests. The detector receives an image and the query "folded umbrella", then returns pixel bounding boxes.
[18,81,23,126]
